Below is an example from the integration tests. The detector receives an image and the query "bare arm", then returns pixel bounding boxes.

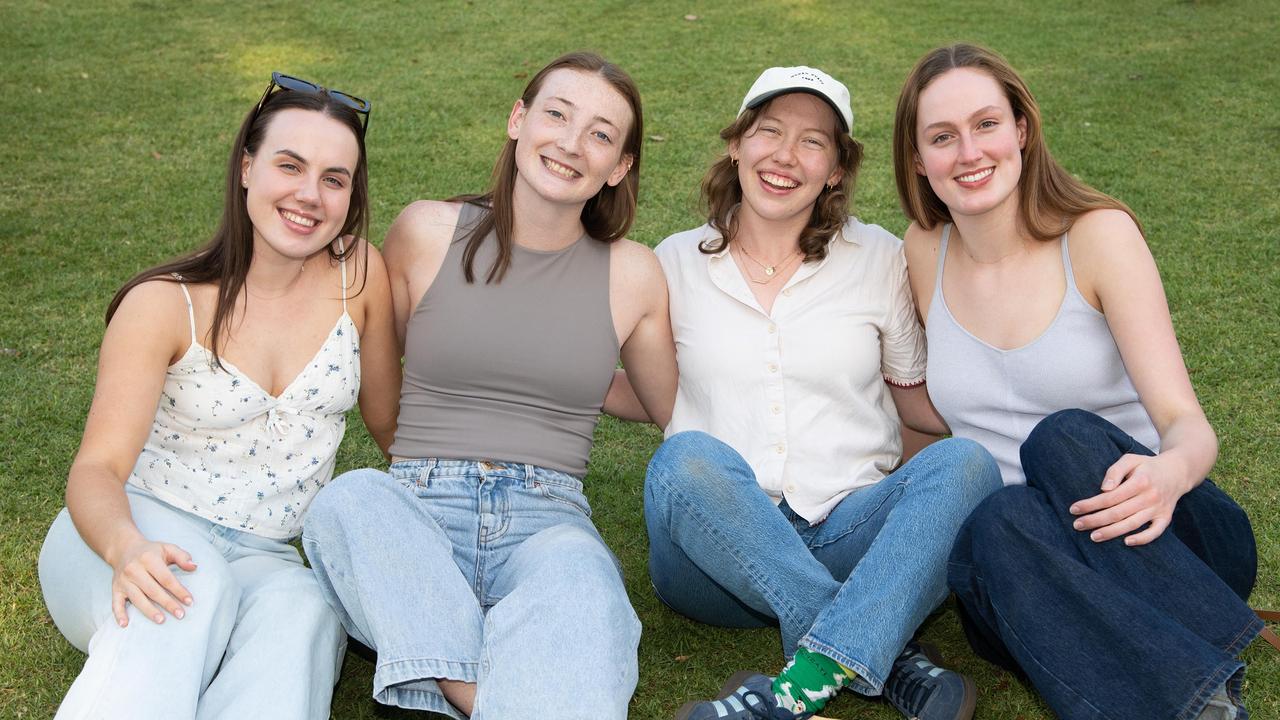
[66,281,198,626]
[1064,210,1217,545]
[352,240,400,457]
[888,382,950,436]
[605,241,676,429]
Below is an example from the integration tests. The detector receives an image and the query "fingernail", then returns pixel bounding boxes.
[183,597,193,606]
[175,608,184,619]
[118,618,127,627]
[1090,531,1101,541]
[1069,505,1079,514]
[154,614,164,623]
[1073,521,1083,530]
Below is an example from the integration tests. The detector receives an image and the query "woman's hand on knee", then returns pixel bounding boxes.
[111,539,197,627]
[1067,453,1184,546]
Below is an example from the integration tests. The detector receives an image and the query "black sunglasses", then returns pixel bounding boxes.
[254,72,371,131]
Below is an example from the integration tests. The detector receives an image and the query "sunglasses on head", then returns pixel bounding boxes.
[254,72,371,131]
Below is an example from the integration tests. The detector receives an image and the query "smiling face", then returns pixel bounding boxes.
[241,108,359,261]
[913,67,1027,221]
[731,92,843,228]
[507,68,635,208]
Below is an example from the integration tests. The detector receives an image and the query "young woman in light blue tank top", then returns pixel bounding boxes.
[892,44,1260,719]
[37,77,401,720]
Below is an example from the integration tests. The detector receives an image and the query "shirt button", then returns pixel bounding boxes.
[775,443,786,454]
[771,404,782,414]
[782,288,793,297]
[767,323,777,334]
[785,483,797,493]
[767,363,778,373]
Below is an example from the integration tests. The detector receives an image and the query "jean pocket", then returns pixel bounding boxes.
[532,477,593,518]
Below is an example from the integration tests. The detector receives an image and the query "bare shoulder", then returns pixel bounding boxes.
[610,238,665,289]
[1068,208,1148,261]
[610,238,667,322]
[902,221,944,264]
[112,277,191,327]
[107,277,190,359]
[382,199,464,267]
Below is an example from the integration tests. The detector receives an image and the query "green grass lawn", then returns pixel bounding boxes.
[2,1,1277,717]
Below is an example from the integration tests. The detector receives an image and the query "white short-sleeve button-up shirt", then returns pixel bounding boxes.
[657,217,926,524]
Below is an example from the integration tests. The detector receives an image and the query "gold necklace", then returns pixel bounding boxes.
[737,243,800,278]
[734,245,802,285]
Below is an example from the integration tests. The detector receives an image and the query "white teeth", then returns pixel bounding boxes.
[760,172,799,189]
[543,157,579,179]
[281,210,317,227]
[957,168,994,183]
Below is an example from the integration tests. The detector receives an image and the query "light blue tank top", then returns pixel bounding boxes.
[925,224,1160,485]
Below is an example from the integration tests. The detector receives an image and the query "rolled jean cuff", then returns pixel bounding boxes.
[798,636,883,696]
[374,655,479,717]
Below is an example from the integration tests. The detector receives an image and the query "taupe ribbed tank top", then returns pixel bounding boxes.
[389,202,619,476]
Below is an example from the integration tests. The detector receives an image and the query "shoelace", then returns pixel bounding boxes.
[740,688,791,720]
[886,666,937,712]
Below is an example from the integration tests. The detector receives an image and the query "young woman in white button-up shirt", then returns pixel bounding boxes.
[643,67,1003,720]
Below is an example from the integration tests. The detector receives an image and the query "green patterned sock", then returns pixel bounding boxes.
[771,648,854,714]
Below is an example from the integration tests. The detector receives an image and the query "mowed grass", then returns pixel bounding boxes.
[2,1,1277,717]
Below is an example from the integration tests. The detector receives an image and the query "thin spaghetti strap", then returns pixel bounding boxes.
[1060,232,1080,293]
[171,274,198,345]
[337,236,349,314]
[934,223,952,296]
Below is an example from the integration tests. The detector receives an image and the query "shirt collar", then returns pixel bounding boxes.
[702,215,860,261]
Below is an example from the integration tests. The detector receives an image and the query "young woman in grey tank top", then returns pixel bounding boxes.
[892,44,1260,719]
[301,53,676,720]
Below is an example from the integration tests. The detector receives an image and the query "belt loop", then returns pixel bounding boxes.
[419,458,438,488]
[524,463,537,487]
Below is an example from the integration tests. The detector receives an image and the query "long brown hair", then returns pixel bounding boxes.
[699,100,863,262]
[105,85,371,367]
[892,43,1141,239]
[453,51,643,283]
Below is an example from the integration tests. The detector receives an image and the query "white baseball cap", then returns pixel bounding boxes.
[738,66,854,135]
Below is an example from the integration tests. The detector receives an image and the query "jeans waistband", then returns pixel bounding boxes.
[389,457,584,489]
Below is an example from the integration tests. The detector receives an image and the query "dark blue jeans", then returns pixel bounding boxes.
[948,410,1261,720]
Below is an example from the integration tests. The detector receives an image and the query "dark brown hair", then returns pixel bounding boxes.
[699,99,863,262]
[453,51,643,283]
[105,86,370,367]
[892,43,1141,239]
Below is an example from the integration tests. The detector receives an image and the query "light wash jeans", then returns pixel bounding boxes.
[302,459,641,720]
[645,431,1002,694]
[38,484,345,720]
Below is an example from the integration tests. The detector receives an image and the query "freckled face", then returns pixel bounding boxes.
[241,108,359,261]
[731,92,843,227]
[913,67,1027,220]
[507,68,635,207]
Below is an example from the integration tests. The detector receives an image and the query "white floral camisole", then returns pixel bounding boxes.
[128,257,360,539]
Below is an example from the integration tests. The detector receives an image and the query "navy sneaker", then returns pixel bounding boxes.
[675,671,814,720]
[882,642,976,720]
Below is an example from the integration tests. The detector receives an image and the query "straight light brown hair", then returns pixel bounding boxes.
[454,51,643,283]
[892,43,1141,240]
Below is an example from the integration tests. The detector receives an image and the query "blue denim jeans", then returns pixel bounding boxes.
[302,460,641,720]
[948,409,1261,720]
[645,431,1002,694]
[39,484,345,720]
